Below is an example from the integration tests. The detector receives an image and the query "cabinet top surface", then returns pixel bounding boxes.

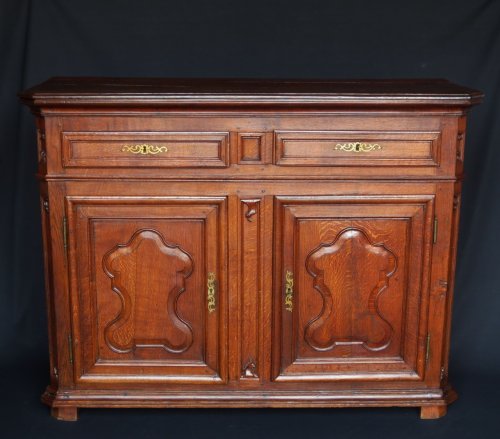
[20,77,483,108]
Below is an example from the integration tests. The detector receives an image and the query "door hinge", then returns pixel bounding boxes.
[440,366,447,382]
[425,334,431,364]
[433,216,438,244]
[68,334,73,365]
[62,216,68,255]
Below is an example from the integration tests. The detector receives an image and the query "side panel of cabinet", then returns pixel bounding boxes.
[65,196,227,385]
[273,195,435,382]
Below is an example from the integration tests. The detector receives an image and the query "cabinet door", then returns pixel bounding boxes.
[273,195,435,382]
[66,196,227,385]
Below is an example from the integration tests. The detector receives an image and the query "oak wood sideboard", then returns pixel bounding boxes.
[20,78,482,421]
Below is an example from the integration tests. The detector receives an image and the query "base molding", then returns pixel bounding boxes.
[42,385,457,420]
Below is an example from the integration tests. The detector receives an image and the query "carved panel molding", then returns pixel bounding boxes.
[239,198,262,379]
[237,133,265,163]
[243,200,259,222]
[304,228,397,352]
[102,228,194,354]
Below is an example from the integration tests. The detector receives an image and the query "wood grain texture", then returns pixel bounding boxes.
[20,78,482,420]
[102,229,195,354]
[61,131,229,168]
[273,195,434,382]
[275,130,441,168]
[66,196,227,384]
[304,228,397,352]
[20,77,483,107]
[237,133,265,163]
[50,406,78,422]
[420,404,447,419]
[239,199,262,379]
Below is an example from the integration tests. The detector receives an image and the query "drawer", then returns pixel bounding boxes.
[275,130,441,167]
[61,131,229,168]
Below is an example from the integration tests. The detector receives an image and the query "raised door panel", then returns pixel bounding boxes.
[273,195,435,382]
[66,196,227,385]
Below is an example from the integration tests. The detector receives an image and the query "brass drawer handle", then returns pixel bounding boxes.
[207,272,216,313]
[334,142,382,153]
[284,270,293,312]
[122,144,168,155]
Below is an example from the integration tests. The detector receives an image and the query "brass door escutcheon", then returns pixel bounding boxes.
[285,270,293,312]
[334,142,382,153]
[122,144,168,155]
[207,272,216,313]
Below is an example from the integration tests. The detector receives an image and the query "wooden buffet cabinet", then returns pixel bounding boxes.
[20,78,482,420]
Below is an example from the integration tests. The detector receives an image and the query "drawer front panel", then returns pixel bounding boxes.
[45,114,456,177]
[275,130,441,167]
[61,131,229,168]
